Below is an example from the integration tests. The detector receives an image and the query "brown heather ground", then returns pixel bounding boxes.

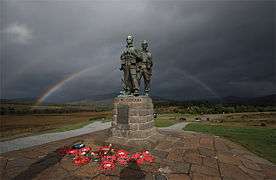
[0,111,112,141]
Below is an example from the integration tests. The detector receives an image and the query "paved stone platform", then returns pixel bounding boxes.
[1,129,275,180]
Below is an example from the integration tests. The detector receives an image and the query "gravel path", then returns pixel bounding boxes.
[0,121,189,154]
[0,121,111,154]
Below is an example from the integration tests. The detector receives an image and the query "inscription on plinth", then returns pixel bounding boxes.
[114,97,142,103]
[117,105,128,124]
[111,96,156,139]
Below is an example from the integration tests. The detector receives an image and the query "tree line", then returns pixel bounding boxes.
[154,101,276,114]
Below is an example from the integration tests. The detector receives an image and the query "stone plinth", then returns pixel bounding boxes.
[110,96,157,140]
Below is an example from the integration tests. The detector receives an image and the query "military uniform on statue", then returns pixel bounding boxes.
[108,35,158,147]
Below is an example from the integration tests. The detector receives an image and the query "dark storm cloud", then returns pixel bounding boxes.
[1,0,275,102]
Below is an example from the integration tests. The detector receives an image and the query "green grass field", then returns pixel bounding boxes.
[184,123,276,164]
[154,113,190,127]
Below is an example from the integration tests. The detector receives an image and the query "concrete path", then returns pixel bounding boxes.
[0,121,189,154]
[0,121,111,154]
[160,122,190,131]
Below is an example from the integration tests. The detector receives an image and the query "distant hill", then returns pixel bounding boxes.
[0,98,36,105]
[222,94,276,105]
[65,92,117,105]
[67,95,172,106]
[1,94,275,106]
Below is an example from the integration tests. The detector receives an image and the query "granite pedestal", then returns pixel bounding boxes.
[109,96,157,146]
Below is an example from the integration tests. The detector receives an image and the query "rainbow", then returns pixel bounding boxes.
[35,64,220,105]
[35,63,115,105]
[158,69,221,100]
[180,70,221,100]
[182,71,221,100]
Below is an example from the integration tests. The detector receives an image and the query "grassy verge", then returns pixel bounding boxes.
[184,123,276,164]
[154,114,179,127]
[154,113,189,127]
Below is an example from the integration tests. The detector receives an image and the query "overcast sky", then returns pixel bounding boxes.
[0,0,275,102]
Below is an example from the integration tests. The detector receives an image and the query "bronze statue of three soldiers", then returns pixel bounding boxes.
[120,35,153,96]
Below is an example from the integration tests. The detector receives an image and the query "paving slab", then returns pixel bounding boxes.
[0,129,275,180]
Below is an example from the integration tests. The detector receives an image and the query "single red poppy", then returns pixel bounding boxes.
[131,152,141,160]
[116,149,129,158]
[73,156,91,166]
[101,155,116,162]
[67,149,80,155]
[80,147,92,153]
[99,160,115,171]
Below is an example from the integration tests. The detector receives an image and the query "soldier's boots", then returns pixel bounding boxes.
[145,88,150,96]
[133,89,139,96]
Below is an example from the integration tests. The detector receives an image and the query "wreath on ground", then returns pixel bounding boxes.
[56,143,155,173]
